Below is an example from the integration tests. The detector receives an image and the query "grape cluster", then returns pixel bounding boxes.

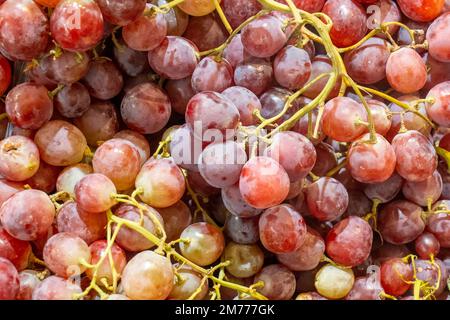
[0,0,449,301]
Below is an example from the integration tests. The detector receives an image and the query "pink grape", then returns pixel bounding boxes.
[0,135,40,181]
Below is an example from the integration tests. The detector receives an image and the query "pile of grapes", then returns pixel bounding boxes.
[0,0,449,301]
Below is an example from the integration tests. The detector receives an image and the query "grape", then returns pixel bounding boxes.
[0,136,40,181]
[165,77,196,115]
[414,258,448,297]
[148,36,199,80]
[5,83,53,130]
[113,203,164,251]
[223,34,251,69]
[157,201,192,242]
[48,51,90,85]
[56,163,93,196]
[0,0,49,61]
[303,55,339,99]
[25,161,61,194]
[259,204,307,254]
[378,200,426,245]
[185,91,240,141]
[34,120,87,167]
[32,276,81,300]
[113,39,149,77]
[344,38,390,85]
[326,216,373,267]
[221,0,263,29]
[422,53,450,93]
[92,138,141,191]
[392,130,437,182]
[345,274,383,300]
[107,294,130,300]
[135,157,186,208]
[265,131,317,182]
[397,0,444,22]
[254,264,296,300]
[259,87,296,125]
[74,102,119,146]
[25,59,57,90]
[296,292,327,300]
[365,99,392,137]
[386,96,432,142]
[223,242,264,278]
[114,130,150,166]
[277,227,325,271]
[179,222,225,266]
[0,257,19,300]
[168,265,208,300]
[386,47,427,94]
[198,141,247,188]
[306,177,349,222]
[0,227,31,271]
[83,60,123,100]
[322,0,368,48]
[86,240,127,286]
[0,189,55,241]
[273,46,311,90]
[222,183,262,218]
[364,172,403,203]
[183,13,228,52]
[276,0,325,12]
[426,81,450,127]
[75,173,117,213]
[415,232,440,259]
[366,0,401,35]
[0,54,10,96]
[55,82,91,118]
[239,156,290,209]
[50,0,104,52]
[0,179,23,207]
[17,270,41,300]
[122,4,167,51]
[234,57,273,96]
[121,82,171,135]
[314,264,355,300]
[426,12,450,63]
[169,124,203,172]
[402,170,443,206]
[224,214,259,244]
[56,202,107,245]
[178,0,217,16]
[153,0,189,36]
[311,142,338,176]
[35,0,61,7]
[322,97,367,142]
[96,0,146,26]
[427,200,450,247]
[191,57,233,93]
[380,258,413,296]
[347,133,396,184]
[43,233,91,278]
[222,86,261,126]
[241,15,287,58]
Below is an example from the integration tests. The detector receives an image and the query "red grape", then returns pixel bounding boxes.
[25,161,61,194]
[96,0,146,26]
[273,46,311,90]
[54,82,91,118]
[48,51,90,85]
[0,135,40,181]
[234,57,273,96]
[86,240,126,286]
[0,257,19,300]
[16,270,41,300]
[397,0,444,22]
[415,232,440,259]
[426,81,450,127]
[239,156,290,209]
[0,0,49,61]
[222,86,261,126]
[426,12,450,63]
[6,83,53,130]
[386,47,427,94]
[32,276,81,300]
[222,183,262,218]
[224,214,260,244]
[0,54,11,95]
[165,77,196,115]
[402,170,443,206]
[0,179,24,207]
[306,177,349,222]
[183,13,228,52]
[157,201,192,242]
[191,57,233,93]
[148,36,199,80]
[0,189,55,241]
[392,130,437,182]
[75,173,117,213]
[380,258,413,296]
[154,0,189,36]
[254,264,296,300]
[0,227,31,271]
[364,172,403,203]
[223,242,264,278]
[83,59,124,100]
[113,38,149,77]
[378,200,426,245]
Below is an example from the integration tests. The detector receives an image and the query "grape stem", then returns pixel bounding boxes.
[212,0,233,34]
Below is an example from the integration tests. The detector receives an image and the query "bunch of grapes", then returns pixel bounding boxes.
[0,0,449,301]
